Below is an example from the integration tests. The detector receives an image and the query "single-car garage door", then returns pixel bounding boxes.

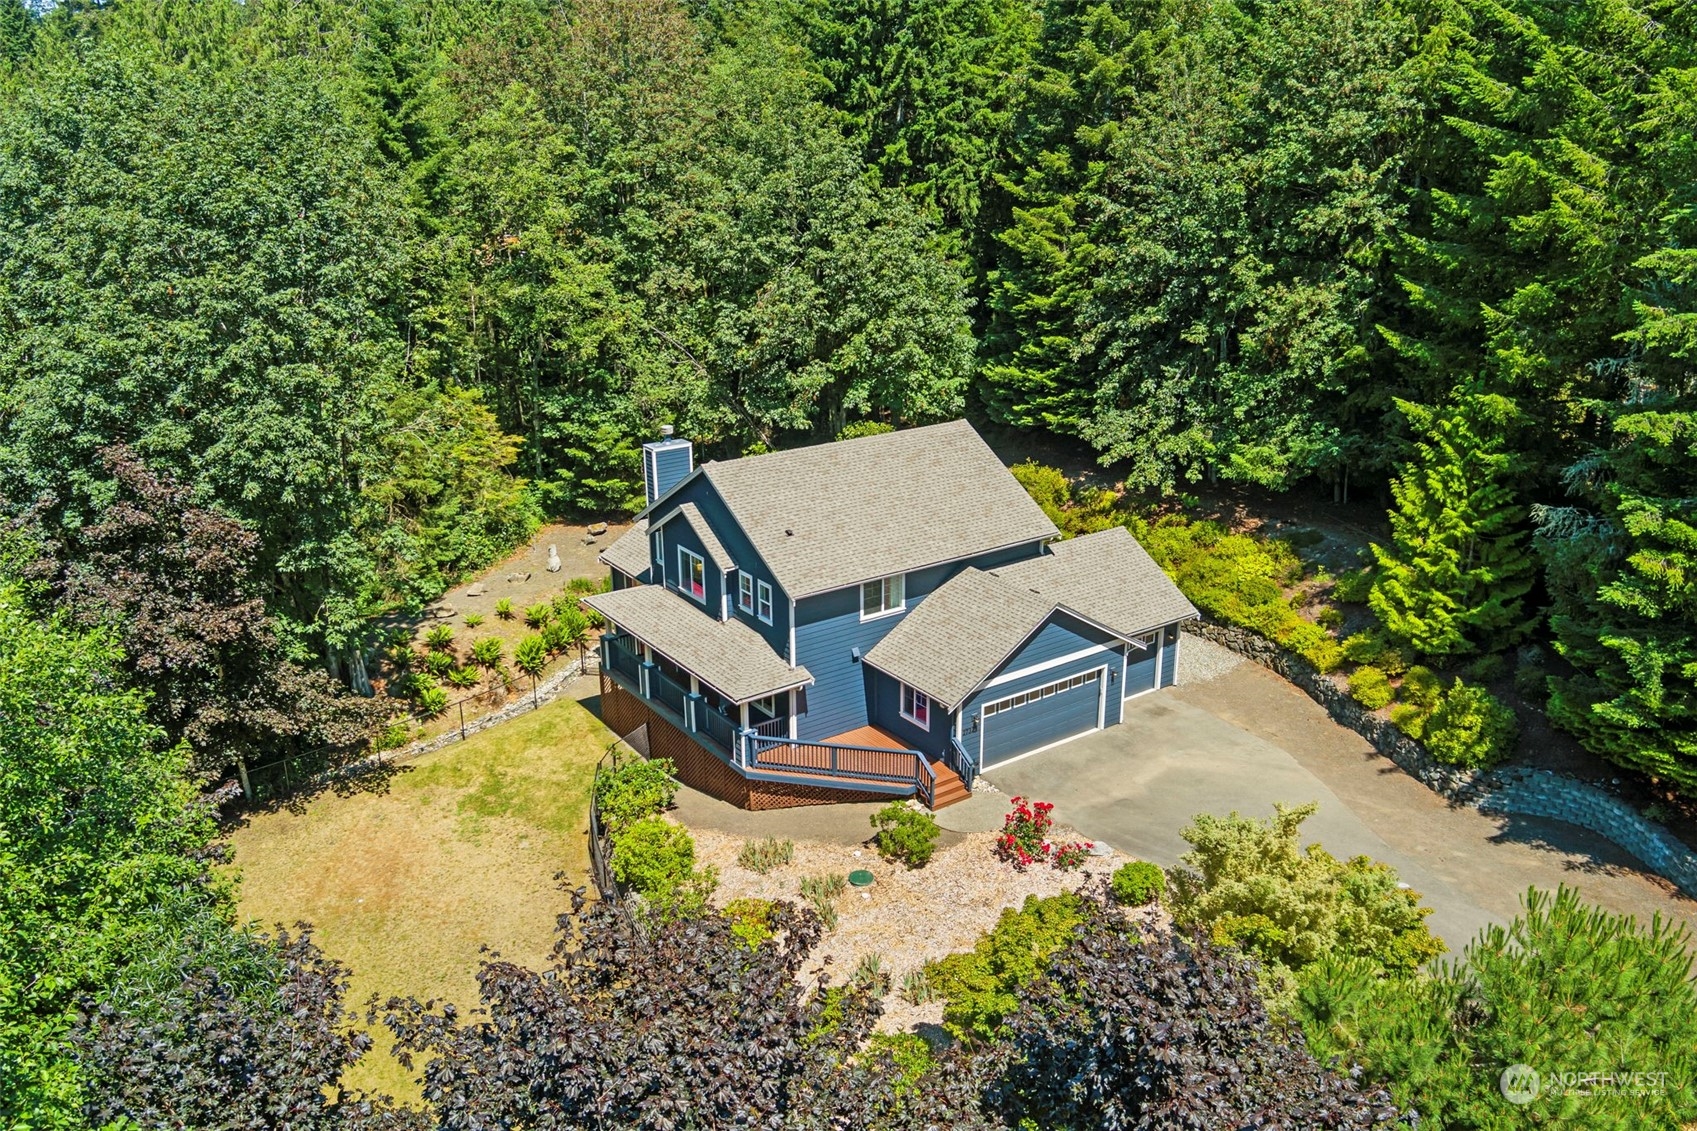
[980,668,1104,769]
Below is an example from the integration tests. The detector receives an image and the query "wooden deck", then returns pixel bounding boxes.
[819,725,970,809]
[820,724,911,751]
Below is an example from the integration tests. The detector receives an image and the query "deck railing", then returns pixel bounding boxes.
[653,669,688,716]
[748,733,928,793]
[751,716,789,740]
[700,705,737,754]
[915,754,937,809]
[947,735,978,790]
[605,635,641,682]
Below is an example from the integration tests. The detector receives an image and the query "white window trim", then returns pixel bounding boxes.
[859,574,907,622]
[756,579,774,624]
[738,571,755,613]
[678,546,706,604]
[899,683,931,731]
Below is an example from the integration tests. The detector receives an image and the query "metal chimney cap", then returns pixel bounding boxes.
[659,424,675,439]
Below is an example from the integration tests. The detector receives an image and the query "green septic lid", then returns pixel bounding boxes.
[848,869,875,887]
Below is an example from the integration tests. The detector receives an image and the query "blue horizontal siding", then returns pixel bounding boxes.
[792,539,1050,742]
[793,585,888,740]
[649,477,790,656]
[644,441,694,505]
[866,668,950,758]
[654,514,726,614]
[1161,624,1180,687]
[1124,633,1160,696]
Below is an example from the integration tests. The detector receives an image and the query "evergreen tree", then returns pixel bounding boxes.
[977,0,1181,441]
[0,0,33,65]
[782,0,1037,231]
[1383,0,1697,483]
[1538,59,1697,792]
[1369,388,1536,656]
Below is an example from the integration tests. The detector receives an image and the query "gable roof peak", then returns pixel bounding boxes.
[697,420,1057,597]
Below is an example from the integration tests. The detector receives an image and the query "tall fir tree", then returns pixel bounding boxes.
[1369,388,1537,655]
[1538,62,1697,792]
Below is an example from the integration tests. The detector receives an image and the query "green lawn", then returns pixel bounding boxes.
[227,692,615,1101]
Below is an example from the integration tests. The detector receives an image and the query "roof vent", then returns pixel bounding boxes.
[785,528,794,536]
[659,423,674,439]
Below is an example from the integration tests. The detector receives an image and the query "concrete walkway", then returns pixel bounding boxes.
[980,645,1697,953]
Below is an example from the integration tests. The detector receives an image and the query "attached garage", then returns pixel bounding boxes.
[861,526,1200,775]
[980,667,1104,769]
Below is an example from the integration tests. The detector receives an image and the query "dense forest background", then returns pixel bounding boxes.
[0,0,1693,778]
[3,1,1697,1126]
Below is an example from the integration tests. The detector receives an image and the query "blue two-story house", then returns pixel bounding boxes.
[588,420,1196,810]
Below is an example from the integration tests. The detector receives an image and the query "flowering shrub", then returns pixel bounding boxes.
[995,796,1055,869]
[1051,841,1092,870]
[995,797,1091,870]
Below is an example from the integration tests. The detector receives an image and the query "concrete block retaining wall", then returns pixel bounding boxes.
[1184,621,1697,900]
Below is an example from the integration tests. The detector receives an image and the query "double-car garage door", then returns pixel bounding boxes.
[979,668,1103,769]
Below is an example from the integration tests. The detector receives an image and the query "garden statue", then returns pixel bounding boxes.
[547,545,562,572]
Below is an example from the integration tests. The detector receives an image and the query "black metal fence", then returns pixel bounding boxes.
[587,723,650,901]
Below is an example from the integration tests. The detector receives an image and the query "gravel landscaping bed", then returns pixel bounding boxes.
[1176,633,1244,685]
[690,821,1130,1034]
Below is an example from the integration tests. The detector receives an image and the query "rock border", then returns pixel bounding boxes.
[1185,621,1697,900]
[275,656,593,800]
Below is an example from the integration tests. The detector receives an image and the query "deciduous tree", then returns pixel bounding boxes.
[44,447,391,782]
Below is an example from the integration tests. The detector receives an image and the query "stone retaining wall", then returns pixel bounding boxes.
[1184,621,1697,899]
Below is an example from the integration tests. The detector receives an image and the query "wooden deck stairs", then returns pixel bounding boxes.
[814,725,971,810]
[928,760,970,810]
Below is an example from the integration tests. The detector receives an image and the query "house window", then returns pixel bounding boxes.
[900,684,930,730]
[860,573,906,620]
[738,572,755,613]
[751,694,780,720]
[678,547,705,602]
[756,580,774,624]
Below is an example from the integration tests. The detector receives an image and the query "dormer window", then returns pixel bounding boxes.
[860,573,905,621]
[738,571,755,613]
[757,580,774,624]
[678,547,706,603]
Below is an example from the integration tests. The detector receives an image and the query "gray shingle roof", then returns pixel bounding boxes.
[862,569,1053,711]
[991,527,1198,638]
[696,420,1058,598]
[862,528,1196,710]
[654,503,735,571]
[599,520,650,579]
[584,584,811,704]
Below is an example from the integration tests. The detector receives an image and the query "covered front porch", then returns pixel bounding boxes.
[598,628,965,810]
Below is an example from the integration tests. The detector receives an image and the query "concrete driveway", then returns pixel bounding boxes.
[953,640,1697,955]
[978,693,1500,953]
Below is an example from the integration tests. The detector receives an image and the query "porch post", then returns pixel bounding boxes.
[739,702,752,768]
[638,643,656,699]
[684,674,703,732]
